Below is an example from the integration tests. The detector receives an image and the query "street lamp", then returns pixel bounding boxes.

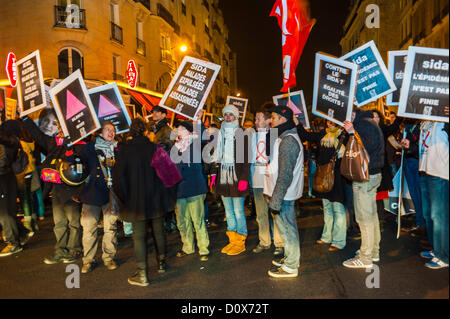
[236,92,241,97]
[179,44,188,53]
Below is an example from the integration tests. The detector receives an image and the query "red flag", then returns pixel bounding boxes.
[271,0,315,92]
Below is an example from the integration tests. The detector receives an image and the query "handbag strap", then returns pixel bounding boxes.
[331,133,346,163]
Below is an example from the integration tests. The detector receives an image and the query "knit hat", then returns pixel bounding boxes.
[268,105,293,121]
[222,105,240,119]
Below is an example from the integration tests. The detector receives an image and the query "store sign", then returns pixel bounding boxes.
[5,52,18,88]
[126,60,138,88]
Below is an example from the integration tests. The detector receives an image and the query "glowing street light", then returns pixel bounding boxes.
[180,44,188,53]
[236,92,241,97]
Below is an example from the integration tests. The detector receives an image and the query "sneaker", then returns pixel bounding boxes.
[355,250,380,262]
[158,260,168,273]
[19,231,34,246]
[272,257,285,267]
[0,245,23,257]
[200,254,209,262]
[104,260,118,270]
[128,270,149,287]
[420,251,435,259]
[81,263,94,273]
[43,254,66,264]
[253,244,270,253]
[425,258,449,270]
[343,256,373,269]
[268,267,298,278]
[316,239,329,244]
[62,252,81,264]
[273,247,284,256]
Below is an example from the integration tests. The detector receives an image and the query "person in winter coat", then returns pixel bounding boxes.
[113,118,170,287]
[22,112,84,264]
[0,122,33,257]
[173,121,210,261]
[211,105,251,256]
[76,121,119,273]
[264,105,304,278]
[297,120,347,251]
[343,110,384,269]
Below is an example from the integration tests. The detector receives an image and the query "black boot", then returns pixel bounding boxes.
[128,269,149,287]
[158,255,167,274]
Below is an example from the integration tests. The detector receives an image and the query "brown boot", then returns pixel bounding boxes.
[221,231,235,254]
[227,233,247,256]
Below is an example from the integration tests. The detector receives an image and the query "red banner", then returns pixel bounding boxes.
[270,0,315,92]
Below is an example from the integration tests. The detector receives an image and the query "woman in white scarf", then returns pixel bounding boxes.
[211,105,250,256]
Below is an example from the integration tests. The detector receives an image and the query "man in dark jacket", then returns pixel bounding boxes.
[0,126,33,257]
[343,110,384,269]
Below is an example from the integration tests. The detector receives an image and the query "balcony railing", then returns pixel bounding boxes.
[112,73,124,81]
[202,0,209,11]
[213,22,222,35]
[204,50,213,62]
[134,0,150,11]
[161,50,176,69]
[157,3,180,34]
[111,22,123,44]
[54,5,86,29]
[136,38,146,56]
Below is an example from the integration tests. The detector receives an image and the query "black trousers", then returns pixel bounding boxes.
[132,217,166,270]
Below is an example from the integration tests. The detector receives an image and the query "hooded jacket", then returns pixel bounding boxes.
[353,110,385,175]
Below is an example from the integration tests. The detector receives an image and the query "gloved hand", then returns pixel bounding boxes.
[269,207,280,215]
[238,180,248,192]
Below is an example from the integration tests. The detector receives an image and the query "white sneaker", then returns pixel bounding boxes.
[343,256,373,269]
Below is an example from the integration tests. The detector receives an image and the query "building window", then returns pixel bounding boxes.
[136,22,146,56]
[138,64,146,88]
[112,55,122,80]
[110,2,122,44]
[156,72,172,93]
[54,0,86,29]
[191,15,196,26]
[181,0,187,15]
[58,47,84,79]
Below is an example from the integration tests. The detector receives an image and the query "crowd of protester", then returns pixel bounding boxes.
[0,101,448,287]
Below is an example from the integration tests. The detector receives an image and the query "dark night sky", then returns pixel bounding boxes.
[219,0,351,113]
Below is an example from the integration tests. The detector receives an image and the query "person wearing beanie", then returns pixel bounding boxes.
[173,121,210,261]
[264,105,304,278]
[211,105,250,256]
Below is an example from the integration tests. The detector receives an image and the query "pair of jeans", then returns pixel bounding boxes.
[321,199,347,249]
[344,182,357,233]
[419,175,434,246]
[33,187,45,218]
[422,175,449,263]
[81,203,118,264]
[132,217,165,271]
[52,195,82,257]
[253,188,284,248]
[274,200,300,274]
[353,174,382,264]
[221,196,247,236]
[404,158,425,228]
[176,194,210,255]
[308,160,317,197]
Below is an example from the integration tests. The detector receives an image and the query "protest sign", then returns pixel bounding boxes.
[16,50,47,117]
[273,90,310,129]
[49,70,100,145]
[312,53,358,126]
[341,41,396,107]
[384,168,416,216]
[226,96,248,126]
[398,46,449,122]
[88,83,131,135]
[386,50,408,106]
[159,56,221,120]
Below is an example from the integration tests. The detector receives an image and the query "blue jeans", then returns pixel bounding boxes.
[404,158,425,227]
[419,175,434,246]
[308,160,317,196]
[353,174,382,264]
[274,200,300,274]
[221,196,247,236]
[321,199,347,249]
[424,175,449,263]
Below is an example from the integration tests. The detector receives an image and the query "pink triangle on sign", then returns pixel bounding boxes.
[98,94,120,117]
[66,89,87,120]
[287,99,302,115]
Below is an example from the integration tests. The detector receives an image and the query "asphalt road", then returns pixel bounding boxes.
[0,198,448,300]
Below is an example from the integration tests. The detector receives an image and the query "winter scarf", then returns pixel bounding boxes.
[216,120,240,185]
[95,136,117,159]
[321,127,345,158]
